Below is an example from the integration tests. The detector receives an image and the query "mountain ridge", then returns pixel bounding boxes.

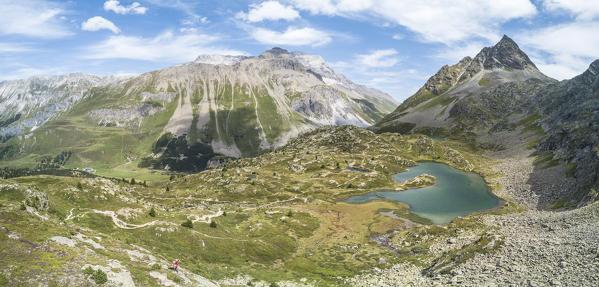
[0,48,397,172]
[373,35,554,133]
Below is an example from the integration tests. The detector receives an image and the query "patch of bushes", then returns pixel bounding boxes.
[182,219,193,228]
[83,267,107,284]
[92,269,108,284]
[0,273,8,286]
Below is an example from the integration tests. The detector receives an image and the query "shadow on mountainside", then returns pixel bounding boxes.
[526,159,578,210]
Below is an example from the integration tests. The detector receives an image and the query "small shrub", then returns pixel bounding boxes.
[287,211,293,217]
[347,183,353,188]
[411,246,427,253]
[165,186,170,192]
[83,266,94,275]
[181,219,193,228]
[151,263,161,270]
[19,203,26,210]
[209,221,217,228]
[320,164,325,169]
[92,269,107,284]
[222,211,227,216]
[0,274,8,285]
[149,207,156,217]
[77,182,83,189]
[130,178,136,185]
[269,283,279,287]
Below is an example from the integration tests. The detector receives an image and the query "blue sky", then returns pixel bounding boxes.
[1,0,599,101]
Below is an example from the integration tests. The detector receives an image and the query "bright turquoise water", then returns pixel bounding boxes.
[344,162,500,224]
[429,136,445,141]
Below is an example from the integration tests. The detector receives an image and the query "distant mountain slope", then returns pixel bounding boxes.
[0,74,127,141]
[0,48,397,171]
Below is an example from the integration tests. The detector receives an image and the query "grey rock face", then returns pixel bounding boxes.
[535,60,599,202]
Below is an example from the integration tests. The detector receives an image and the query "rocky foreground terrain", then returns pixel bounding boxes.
[347,130,599,286]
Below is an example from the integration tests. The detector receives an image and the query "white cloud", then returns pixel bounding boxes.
[435,42,486,62]
[104,0,147,15]
[290,0,537,44]
[356,49,399,68]
[83,31,245,62]
[517,21,599,79]
[0,0,71,38]
[0,66,67,81]
[392,34,404,40]
[0,42,33,53]
[543,0,599,20]
[82,17,121,34]
[237,1,300,22]
[250,27,331,46]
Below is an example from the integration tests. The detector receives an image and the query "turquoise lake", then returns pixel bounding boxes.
[344,162,500,224]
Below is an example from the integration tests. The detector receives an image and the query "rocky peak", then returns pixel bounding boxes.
[473,35,537,71]
[422,56,473,94]
[260,47,291,58]
[574,59,599,85]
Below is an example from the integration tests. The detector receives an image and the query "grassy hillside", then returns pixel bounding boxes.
[0,126,515,286]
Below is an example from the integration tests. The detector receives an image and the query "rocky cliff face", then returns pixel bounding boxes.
[535,60,599,202]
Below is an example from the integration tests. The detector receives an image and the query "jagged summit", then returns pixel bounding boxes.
[260,47,291,58]
[473,35,537,71]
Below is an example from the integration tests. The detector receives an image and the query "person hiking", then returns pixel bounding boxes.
[172,259,180,272]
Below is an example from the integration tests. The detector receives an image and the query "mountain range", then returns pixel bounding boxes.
[0,48,397,171]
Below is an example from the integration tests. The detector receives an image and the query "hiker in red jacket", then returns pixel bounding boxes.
[172,259,180,272]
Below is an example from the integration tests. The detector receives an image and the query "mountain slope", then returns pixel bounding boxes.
[373,35,554,135]
[0,74,127,141]
[0,48,397,172]
[534,60,599,202]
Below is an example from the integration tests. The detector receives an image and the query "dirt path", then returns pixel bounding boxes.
[90,210,159,230]
[188,209,223,223]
